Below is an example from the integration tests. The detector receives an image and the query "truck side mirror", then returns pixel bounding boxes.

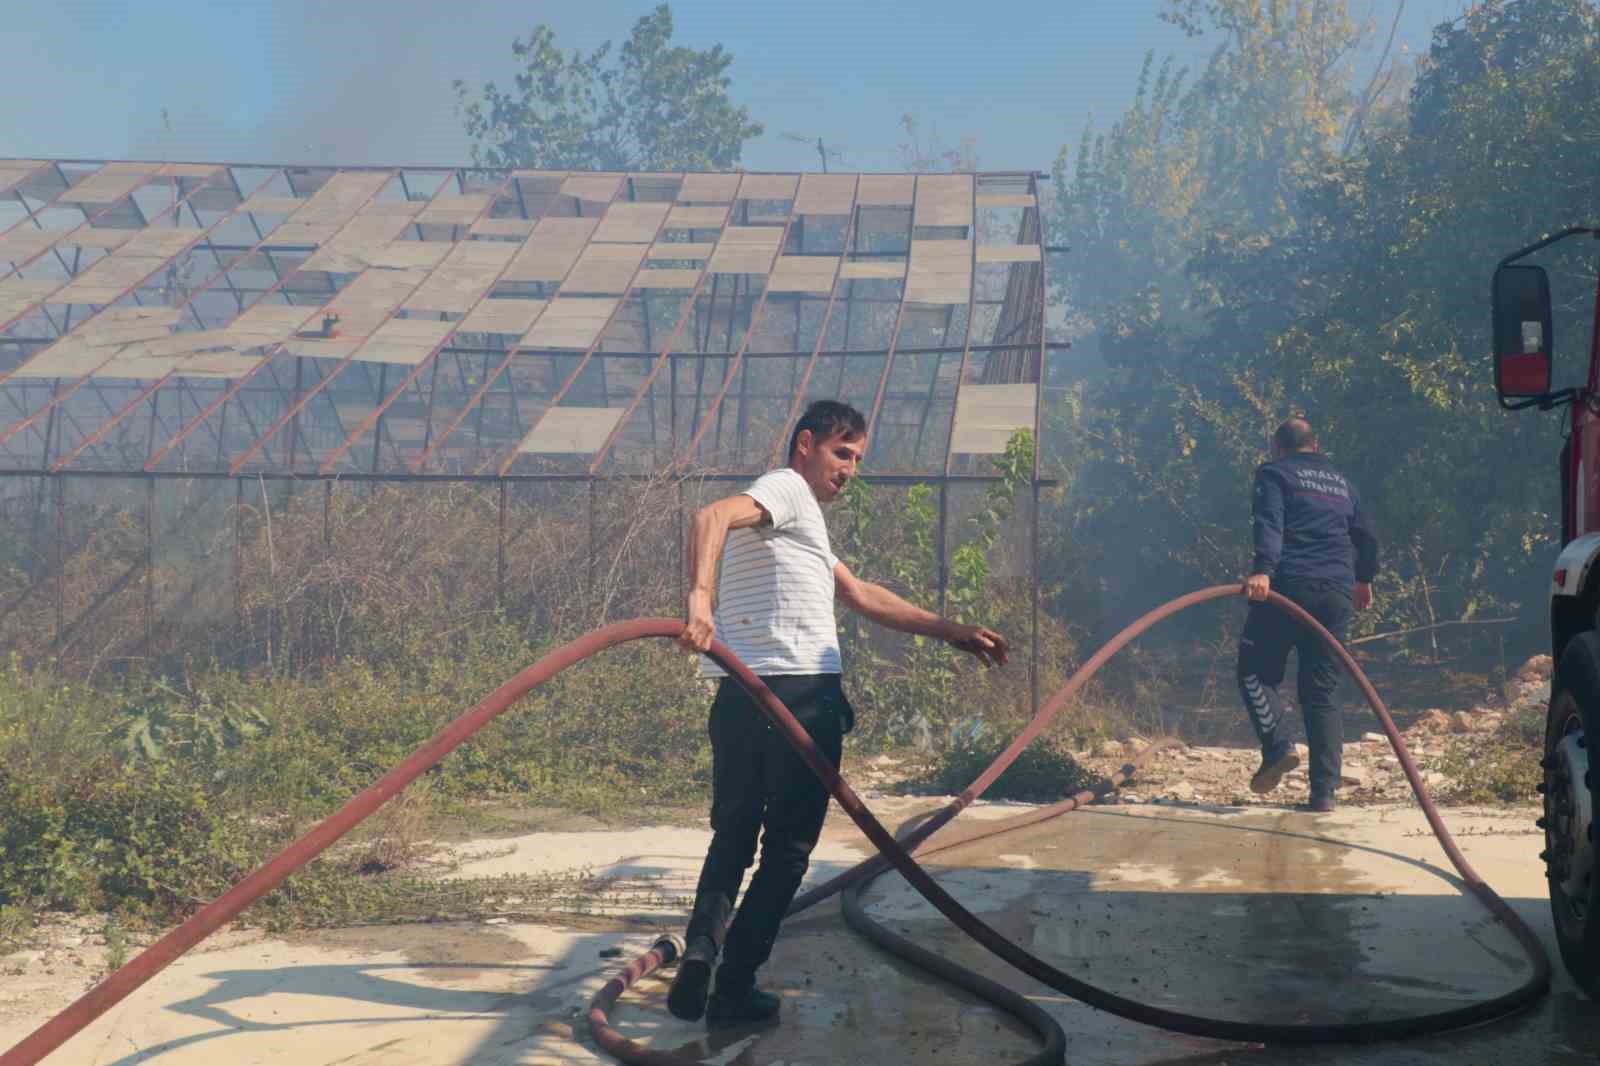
[1493,263,1553,399]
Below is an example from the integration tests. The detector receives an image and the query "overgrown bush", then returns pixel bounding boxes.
[834,432,1092,748]
[1435,699,1544,805]
[904,728,1097,803]
[0,628,711,925]
[0,432,1090,930]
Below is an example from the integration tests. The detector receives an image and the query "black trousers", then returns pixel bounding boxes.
[1236,577,1353,799]
[683,673,851,996]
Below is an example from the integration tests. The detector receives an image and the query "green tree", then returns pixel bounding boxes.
[1217,0,1600,642]
[453,4,763,171]
[1102,0,1600,649]
[1041,2,1388,635]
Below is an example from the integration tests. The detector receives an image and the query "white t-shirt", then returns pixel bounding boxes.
[700,467,842,678]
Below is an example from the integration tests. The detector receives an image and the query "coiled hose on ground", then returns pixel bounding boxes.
[0,588,1552,1066]
[589,587,1553,1062]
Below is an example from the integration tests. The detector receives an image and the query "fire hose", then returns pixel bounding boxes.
[0,587,1551,1066]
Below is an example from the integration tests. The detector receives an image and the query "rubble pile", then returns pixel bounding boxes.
[1077,654,1552,809]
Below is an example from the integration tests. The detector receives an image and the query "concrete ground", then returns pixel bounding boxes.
[2,797,1595,1065]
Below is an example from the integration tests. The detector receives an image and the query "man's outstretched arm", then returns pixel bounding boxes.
[834,561,1008,666]
[679,494,770,654]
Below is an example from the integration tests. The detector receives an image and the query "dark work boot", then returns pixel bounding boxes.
[1250,742,1300,795]
[666,936,717,1021]
[705,986,782,1029]
[1297,793,1335,813]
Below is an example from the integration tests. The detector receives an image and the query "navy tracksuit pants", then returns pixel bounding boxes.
[1237,577,1353,799]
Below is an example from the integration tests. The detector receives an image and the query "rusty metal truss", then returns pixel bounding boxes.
[0,161,1057,482]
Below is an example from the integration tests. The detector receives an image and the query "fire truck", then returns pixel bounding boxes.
[1494,227,1599,994]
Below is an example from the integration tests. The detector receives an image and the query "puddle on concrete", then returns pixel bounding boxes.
[861,809,1531,1025]
[790,806,1598,1066]
[651,929,1043,1066]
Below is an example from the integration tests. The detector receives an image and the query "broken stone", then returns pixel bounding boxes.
[1166,781,1198,802]
[1340,765,1370,788]
[1419,710,1452,731]
[1451,712,1475,734]
[1098,740,1124,758]
[1516,654,1553,684]
[1362,732,1387,744]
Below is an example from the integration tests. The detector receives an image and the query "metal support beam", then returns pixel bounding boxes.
[496,480,507,613]
[8,467,1055,487]
[0,168,273,441]
[937,481,948,615]
[1031,479,1040,718]
[144,475,154,658]
[676,480,685,617]
[586,479,596,609]
[768,176,863,467]
[53,475,64,646]
[684,194,802,464]
[234,476,243,635]
[228,172,471,476]
[129,223,344,471]
[863,177,922,447]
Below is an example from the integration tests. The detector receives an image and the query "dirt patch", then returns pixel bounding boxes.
[290,922,531,961]
[428,803,707,843]
[1064,654,1550,808]
[1127,647,1514,749]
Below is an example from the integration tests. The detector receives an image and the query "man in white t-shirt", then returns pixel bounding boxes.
[667,399,1009,1029]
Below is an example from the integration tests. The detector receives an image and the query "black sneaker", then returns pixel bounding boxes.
[1250,746,1300,794]
[1296,794,1335,813]
[666,938,716,1021]
[705,986,782,1029]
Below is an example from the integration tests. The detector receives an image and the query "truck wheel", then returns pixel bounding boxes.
[1546,630,1600,996]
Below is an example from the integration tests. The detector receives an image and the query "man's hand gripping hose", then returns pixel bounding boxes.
[0,588,1551,1066]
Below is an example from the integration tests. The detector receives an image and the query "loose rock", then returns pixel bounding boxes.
[1340,765,1370,788]
[1516,654,1553,684]
[1420,710,1452,731]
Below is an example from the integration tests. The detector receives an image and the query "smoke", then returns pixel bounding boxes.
[122,0,605,168]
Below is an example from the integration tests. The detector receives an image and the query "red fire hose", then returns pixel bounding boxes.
[587,587,1552,1061]
[0,588,1551,1066]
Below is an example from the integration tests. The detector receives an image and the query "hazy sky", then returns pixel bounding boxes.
[1,1,1470,173]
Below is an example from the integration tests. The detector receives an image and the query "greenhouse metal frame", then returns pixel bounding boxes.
[0,160,1062,704]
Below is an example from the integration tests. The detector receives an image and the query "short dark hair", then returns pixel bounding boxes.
[788,400,866,461]
[1273,417,1316,452]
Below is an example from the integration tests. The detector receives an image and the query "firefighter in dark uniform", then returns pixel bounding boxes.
[1239,417,1379,812]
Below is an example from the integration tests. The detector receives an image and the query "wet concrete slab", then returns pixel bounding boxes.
[2,802,1594,1065]
[840,803,1598,1065]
